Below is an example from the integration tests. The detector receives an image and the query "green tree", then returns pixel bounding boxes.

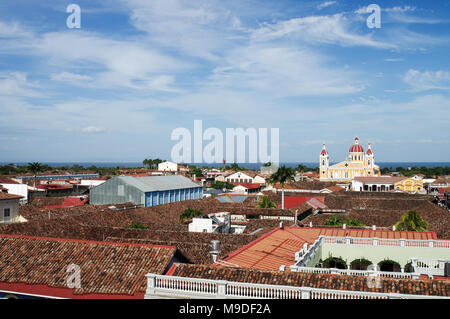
[211,181,234,190]
[269,165,295,209]
[324,216,342,226]
[296,164,308,181]
[256,196,276,208]
[192,167,203,177]
[179,208,203,223]
[395,210,429,231]
[27,162,44,190]
[126,222,149,229]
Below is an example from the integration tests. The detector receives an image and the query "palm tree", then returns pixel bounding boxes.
[269,165,295,209]
[256,196,276,208]
[297,164,308,181]
[395,210,429,231]
[27,162,44,190]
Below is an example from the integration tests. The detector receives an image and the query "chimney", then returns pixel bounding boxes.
[279,222,284,230]
[372,225,376,231]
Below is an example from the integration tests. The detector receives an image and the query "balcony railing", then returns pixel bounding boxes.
[145,274,449,299]
[322,236,450,248]
[291,267,415,279]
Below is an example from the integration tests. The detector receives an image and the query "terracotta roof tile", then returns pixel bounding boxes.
[0,192,23,200]
[0,234,176,297]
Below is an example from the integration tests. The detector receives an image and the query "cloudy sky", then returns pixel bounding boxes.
[0,0,449,163]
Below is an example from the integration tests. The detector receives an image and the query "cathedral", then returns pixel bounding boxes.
[319,137,381,181]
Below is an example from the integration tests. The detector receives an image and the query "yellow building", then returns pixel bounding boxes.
[394,178,423,192]
[320,137,381,181]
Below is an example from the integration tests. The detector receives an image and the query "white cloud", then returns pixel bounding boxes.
[250,14,395,49]
[384,6,416,13]
[121,0,236,60]
[81,126,106,134]
[0,72,44,98]
[50,72,92,83]
[403,69,450,91]
[208,45,363,97]
[384,58,404,62]
[317,1,336,10]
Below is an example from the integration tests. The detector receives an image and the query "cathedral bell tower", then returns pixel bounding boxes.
[365,143,374,172]
[320,144,329,179]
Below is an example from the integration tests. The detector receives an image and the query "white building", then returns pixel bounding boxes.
[0,192,23,224]
[189,212,231,234]
[225,171,266,184]
[80,179,106,187]
[0,177,28,204]
[158,161,178,172]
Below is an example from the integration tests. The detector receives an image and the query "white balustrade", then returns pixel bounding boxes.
[145,273,449,299]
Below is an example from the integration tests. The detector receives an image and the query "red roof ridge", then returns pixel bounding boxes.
[283,225,440,239]
[0,233,177,250]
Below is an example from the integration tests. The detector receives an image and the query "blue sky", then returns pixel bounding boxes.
[0,0,449,163]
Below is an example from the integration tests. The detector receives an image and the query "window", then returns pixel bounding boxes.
[368,160,371,166]
[322,160,325,166]
[3,208,11,218]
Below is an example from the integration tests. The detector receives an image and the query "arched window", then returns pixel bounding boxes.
[368,160,371,166]
[322,160,325,166]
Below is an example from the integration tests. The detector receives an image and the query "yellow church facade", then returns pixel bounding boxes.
[320,137,381,181]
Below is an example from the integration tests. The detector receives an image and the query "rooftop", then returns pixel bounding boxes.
[0,234,177,298]
[0,192,23,200]
[112,175,200,192]
[223,226,437,271]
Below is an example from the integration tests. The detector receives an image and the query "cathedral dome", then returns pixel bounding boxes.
[349,137,364,153]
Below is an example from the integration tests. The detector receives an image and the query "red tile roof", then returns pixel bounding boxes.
[0,177,19,184]
[232,183,262,190]
[0,234,177,298]
[354,176,406,183]
[42,197,89,209]
[36,184,72,190]
[0,193,23,200]
[223,226,438,271]
[280,196,312,209]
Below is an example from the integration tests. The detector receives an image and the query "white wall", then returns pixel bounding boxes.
[80,180,106,187]
[158,161,178,171]
[0,199,20,224]
[0,184,28,201]
[189,218,213,233]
